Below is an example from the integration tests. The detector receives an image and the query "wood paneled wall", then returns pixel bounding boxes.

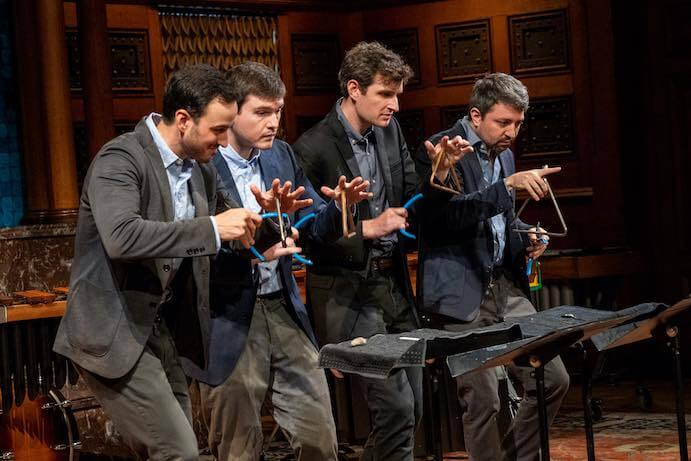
[64,2,165,129]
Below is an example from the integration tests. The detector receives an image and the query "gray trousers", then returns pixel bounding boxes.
[198,294,338,461]
[443,273,570,461]
[309,267,423,461]
[78,319,198,461]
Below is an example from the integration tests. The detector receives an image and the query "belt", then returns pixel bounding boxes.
[257,290,283,300]
[370,256,394,272]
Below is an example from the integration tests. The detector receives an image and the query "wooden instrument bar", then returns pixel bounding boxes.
[0,301,67,324]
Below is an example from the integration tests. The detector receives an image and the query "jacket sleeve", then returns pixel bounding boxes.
[88,146,217,260]
[414,138,514,232]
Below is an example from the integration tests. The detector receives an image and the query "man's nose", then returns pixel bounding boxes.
[389,96,399,113]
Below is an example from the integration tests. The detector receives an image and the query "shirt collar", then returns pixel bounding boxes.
[461,115,496,161]
[145,113,195,170]
[218,143,261,171]
[335,98,374,145]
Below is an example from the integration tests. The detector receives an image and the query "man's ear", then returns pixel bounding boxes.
[346,79,361,100]
[469,107,482,128]
[175,109,192,133]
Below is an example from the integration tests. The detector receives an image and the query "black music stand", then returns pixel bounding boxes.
[319,325,524,460]
[445,304,663,461]
[585,298,691,461]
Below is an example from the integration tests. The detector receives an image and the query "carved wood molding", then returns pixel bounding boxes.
[440,104,468,130]
[509,9,570,76]
[291,34,340,94]
[516,96,575,160]
[369,28,421,87]
[159,13,278,79]
[67,28,152,94]
[435,19,491,84]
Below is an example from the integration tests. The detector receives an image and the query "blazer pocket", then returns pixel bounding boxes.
[65,279,123,357]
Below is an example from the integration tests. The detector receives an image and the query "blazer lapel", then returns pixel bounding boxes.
[136,120,175,221]
[374,127,394,204]
[213,153,243,208]
[498,152,516,201]
[463,150,485,194]
[259,149,279,193]
[326,108,361,179]
[189,165,208,218]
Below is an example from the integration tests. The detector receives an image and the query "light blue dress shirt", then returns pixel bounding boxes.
[145,114,220,263]
[218,144,282,295]
[460,116,507,266]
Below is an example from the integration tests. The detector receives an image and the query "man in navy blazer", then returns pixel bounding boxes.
[415,73,569,461]
[182,62,370,461]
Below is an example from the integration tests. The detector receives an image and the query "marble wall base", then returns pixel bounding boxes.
[0,224,75,295]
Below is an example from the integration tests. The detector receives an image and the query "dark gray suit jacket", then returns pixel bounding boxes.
[414,119,531,322]
[54,119,219,379]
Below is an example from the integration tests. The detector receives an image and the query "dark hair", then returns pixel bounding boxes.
[225,61,286,111]
[162,64,238,123]
[338,41,413,97]
[468,73,529,116]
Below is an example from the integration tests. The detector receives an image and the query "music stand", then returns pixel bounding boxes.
[445,304,663,461]
[585,298,691,461]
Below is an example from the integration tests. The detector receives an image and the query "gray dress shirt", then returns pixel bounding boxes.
[336,101,396,257]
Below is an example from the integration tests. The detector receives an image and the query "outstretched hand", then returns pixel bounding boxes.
[250,179,313,214]
[425,135,474,182]
[505,166,562,201]
[321,175,372,207]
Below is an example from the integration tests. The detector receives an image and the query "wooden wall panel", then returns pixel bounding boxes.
[278,11,364,143]
[64,2,162,127]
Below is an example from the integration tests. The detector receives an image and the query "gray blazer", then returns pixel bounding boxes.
[54,119,219,379]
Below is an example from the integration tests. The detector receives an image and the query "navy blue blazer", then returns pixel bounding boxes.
[414,120,531,322]
[182,140,342,386]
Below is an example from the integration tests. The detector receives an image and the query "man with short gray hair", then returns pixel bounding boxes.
[415,72,570,461]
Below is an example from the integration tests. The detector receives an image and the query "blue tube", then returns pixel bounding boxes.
[260,211,290,220]
[399,193,423,239]
[294,212,316,229]
[250,246,265,262]
[293,254,313,266]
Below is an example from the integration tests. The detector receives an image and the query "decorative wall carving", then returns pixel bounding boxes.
[509,10,569,75]
[369,28,421,87]
[395,109,425,152]
[440,105,468,130]
[67,29,152,93]
[110,31,151,92]
[515,97,574,160]
[291,34,340,93]
[159,13,278,79]
[435,20,491,84]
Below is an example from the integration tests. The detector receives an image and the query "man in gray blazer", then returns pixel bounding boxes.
[53,64,262,461]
